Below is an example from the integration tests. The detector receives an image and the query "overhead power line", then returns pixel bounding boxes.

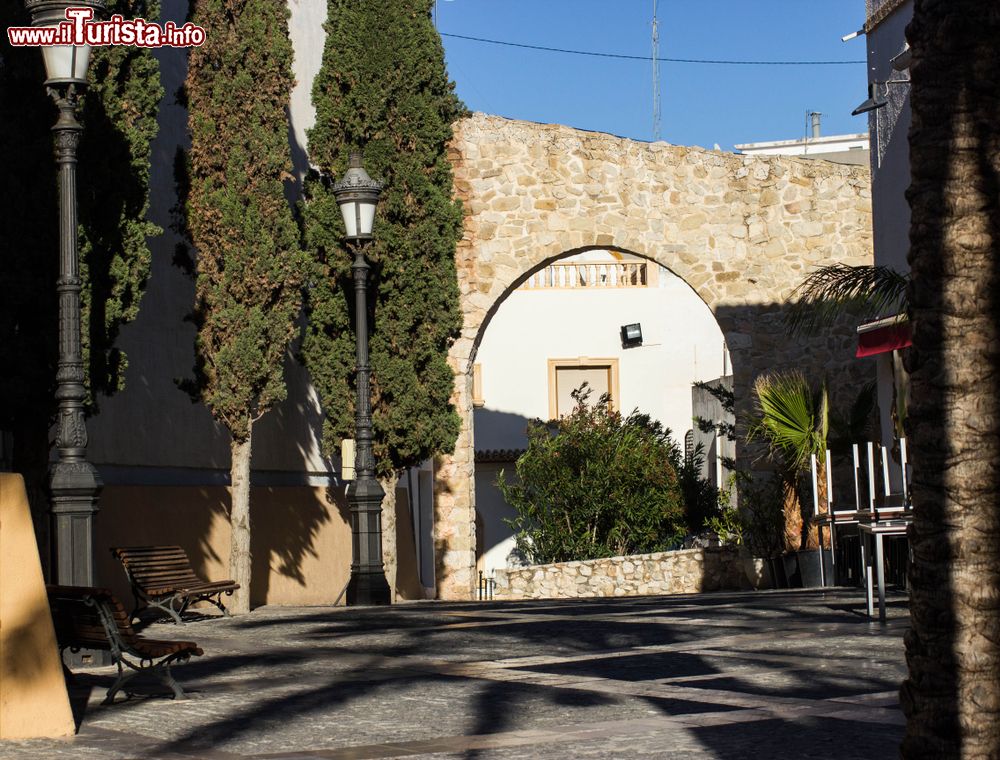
[441,32,865,66]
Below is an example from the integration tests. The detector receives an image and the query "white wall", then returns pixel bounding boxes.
[736,135,870,167]
[475,463,520,575]
[474,258,728,450]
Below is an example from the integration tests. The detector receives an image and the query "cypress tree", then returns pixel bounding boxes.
[179,0,307,612]
[302,0,465,596]
[0,0,161,565]
[78,1,164,402]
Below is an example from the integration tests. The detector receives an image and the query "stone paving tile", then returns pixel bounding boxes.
[0,588,908,759]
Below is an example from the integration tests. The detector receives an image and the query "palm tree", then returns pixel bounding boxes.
[748,372,829,553]
[900,0,1000,756]
[784,263,908,336]
[785,262,911,439]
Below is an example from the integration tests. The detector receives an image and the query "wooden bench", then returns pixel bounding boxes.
[47,585,203,704]
[111,545,240,624]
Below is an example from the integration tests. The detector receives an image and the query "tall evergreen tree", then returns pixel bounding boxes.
[0,0,161,567]
[901,0,1000,755]
[79,4,164,403]
[179,0,307,613]
[302,0,465,597]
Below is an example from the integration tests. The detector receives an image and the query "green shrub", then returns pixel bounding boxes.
[498,386,687,564]
[706,474,742,546]
[677,444,720,533]
[704,471,785,556]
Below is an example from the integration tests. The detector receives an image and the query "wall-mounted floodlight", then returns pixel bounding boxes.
[620,323,643,348]
[891,44,912,71]
[852,82,888,116]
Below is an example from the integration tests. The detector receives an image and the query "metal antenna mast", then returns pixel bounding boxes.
[652,0,661,141]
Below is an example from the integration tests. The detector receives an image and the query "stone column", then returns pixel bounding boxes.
[433,357,477,601]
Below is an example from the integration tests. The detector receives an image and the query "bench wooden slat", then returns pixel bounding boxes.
[111,545,240,624]
[131,572,202,584]
[130,560,191,566]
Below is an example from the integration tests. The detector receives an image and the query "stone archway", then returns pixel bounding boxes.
[433,113,873,600]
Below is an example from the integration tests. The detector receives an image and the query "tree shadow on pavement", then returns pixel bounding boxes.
[53,590,906,760]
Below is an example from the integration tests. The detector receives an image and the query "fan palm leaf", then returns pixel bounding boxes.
[748,371,829,474]
[784,264,908,335]
[748,371,830,553]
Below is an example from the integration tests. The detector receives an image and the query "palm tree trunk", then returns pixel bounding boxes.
[229,423,253,615]
[782,479,802,554]
[901,2,1000,756]
[803,463,829,551]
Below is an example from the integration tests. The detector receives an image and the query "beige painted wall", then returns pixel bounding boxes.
[0,474,75,739]
[96,485,350,608]
[95,484,422,608]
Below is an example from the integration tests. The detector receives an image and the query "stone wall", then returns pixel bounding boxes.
[492,547,747,601]
[433,113,873,600]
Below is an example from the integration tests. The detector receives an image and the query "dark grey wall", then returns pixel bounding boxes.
[691,375,734,486]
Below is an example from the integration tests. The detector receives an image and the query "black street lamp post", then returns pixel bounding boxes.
[26,0,105,587]
[332,152,391,606]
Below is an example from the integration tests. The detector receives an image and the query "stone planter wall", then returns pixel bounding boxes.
[492,547,748,601]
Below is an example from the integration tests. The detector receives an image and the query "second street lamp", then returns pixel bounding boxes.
[332,152,391,606]
[26,0,106,589]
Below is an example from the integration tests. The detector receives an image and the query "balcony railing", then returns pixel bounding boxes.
[523,261,648,290]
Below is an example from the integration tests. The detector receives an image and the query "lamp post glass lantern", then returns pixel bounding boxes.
[332,152,391,606]
[26,0,106,589]
[27,0,104,85]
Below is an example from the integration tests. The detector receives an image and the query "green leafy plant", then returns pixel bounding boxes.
[692,380,736,472]
[699,467,788,559]
[706,474,743,547]
[301,0,465,475]
[78,0,163,405]
[677,443,720,533]
[498,385,687,564]
[735,472,786,559]
[784,264,909,438]
[747,371,829,553]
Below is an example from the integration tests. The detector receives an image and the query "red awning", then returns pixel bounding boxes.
[856,321,912,358]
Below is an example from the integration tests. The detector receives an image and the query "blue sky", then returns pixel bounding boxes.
[435,1,870,151]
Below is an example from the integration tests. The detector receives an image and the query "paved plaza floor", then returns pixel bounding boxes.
[3,588,908,759]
